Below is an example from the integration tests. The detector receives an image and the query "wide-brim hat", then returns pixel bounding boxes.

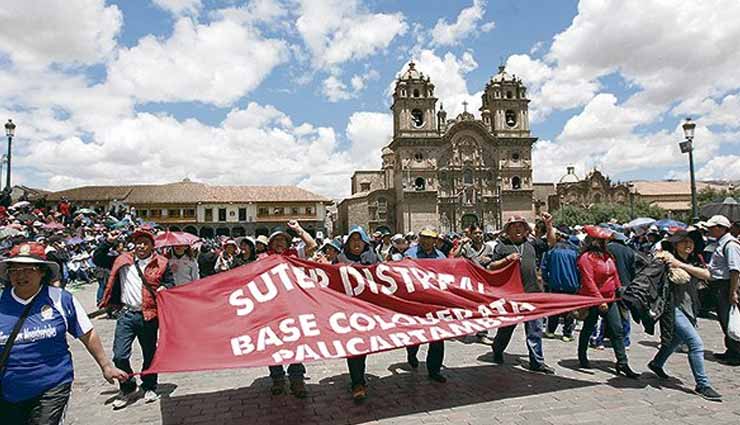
[255,235,269,246]
[268,229,291,245]
[0,242,60,281]
[706,214,731,229]
[320,239,342,253]
[418,226,439,239]
[503,216,531,233]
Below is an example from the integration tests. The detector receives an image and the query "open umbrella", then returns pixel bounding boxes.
[625,217,656,229]
[65,236,84,246]
[11,200,31,209]
[75,208,97,216]
[655,219,687,231]
[0,227,22,239]
[701,197,740,222]
[154,231,200,249]
[16,213,37,223]
[42,222,65,231]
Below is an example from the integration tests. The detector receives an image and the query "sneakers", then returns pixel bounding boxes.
[561,335,574,343]
[529,363,556,375]
[647,361,670,379]
[478,335,494,345]
[112,391,132,410]
[289,379,308,399]
[351,384,367,401]
[143,390,160,403]
[695,386,722,402]
[543,332,557,339]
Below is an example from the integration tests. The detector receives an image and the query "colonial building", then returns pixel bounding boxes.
[337,63,537,234]
[45,179,333,238]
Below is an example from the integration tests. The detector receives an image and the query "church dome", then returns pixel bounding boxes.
[399,61,424,81]
[559,166,580,184]
[490,65,513,83]
[381,146,394,156]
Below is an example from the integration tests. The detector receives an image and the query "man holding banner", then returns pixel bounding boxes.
[403,226,448,383]
[488,216,555,374]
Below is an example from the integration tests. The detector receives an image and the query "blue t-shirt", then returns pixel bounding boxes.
[404,245,446,259]
[0,285,93,402]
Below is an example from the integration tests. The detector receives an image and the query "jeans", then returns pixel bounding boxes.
[715,280,740,358]
[96,271,109,304]
[406,341,445,375]
[347,355,367,387]
[547,313,575,337]
[0,382,71,425]
[579,303,628,367]
[591,308,631,348]
[652,308,711,388]
[493,318,545,367]
[113,310,159,393]
[268,364,305,381]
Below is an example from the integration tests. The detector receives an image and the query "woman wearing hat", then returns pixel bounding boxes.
[648,230,722,401]
[232,237,257,268]
[0,242,127,424]
[214,239,238,272]
[576,225,640,378]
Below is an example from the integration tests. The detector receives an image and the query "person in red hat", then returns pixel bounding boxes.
[0,242,127,424]
[576,225,639,378]
[99,228,175,409]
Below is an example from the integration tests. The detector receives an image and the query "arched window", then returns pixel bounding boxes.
[414,177,426,191]
[511,176,522,190]
[505,110,517,127]
[506,91,513,99]
[511,152,520,161]
[414,152,423,161]
[463,169,473,185]
[413,89,420,97]
[411,109,424,127]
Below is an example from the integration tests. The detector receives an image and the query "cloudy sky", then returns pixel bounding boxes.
[1,0,738,199]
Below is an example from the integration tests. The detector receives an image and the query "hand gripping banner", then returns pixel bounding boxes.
[143,255,605,375]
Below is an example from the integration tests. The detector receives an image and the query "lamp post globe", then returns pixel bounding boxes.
[680,118,698,223]
[3,119,14,191]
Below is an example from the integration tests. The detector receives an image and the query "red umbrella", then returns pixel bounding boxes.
[154,231,200,249]
[42,222,65,230]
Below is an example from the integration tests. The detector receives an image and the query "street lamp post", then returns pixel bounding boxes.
[627,182,635,220]
[680,118,698,223]
[4,119,15,191]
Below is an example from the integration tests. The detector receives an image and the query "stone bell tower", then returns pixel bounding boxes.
[391,62,438,136]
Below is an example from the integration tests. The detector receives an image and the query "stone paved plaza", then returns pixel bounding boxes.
[64,282,740,425]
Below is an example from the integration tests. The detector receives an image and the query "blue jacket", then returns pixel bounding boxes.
[541,241,580,294]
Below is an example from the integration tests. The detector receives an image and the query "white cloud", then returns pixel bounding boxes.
[152,0,201,16]
[210,0,287,25]
[0,0,122,68]
[322,70,379,102]
[106,18,288,106]
[696,155,740,181]
[346,112,392,168]
[295,0,407,68]
[431,0,494,46]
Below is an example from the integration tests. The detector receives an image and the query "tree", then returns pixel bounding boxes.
[552,201,666,227]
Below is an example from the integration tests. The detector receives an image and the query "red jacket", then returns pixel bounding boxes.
[576,251,621,299]
[99,252,173,321]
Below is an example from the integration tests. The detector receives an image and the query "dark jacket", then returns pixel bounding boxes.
[607,241,636,288]
[621,258,675,345]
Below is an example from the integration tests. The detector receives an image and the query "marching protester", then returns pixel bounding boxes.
[403,226,447,383]
[488,215,555,374]
[706,215,740,366]
[451,224,493,267]
[576,225,639,378]
[648,229,722,400]
[606,232,637,349]
[0,242,127,424]
[337,225,380,401]
[387,233,409,261]
[254,235,269,255]
[316,239,342,264]
[262,221,316,399]
[214,239,238,272]
[541,228,580,342]
[375,229,393,260]
[97,229,175,409]
[232,237,257,268]
[196,243,217,278]
[167,245,199,286]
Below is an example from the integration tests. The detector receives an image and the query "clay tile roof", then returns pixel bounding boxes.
[631,180,726,196]
[46,181,331,204]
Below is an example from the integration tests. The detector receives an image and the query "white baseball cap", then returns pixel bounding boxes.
[706,215,731,229]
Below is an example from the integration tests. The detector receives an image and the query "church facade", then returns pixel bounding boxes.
[336,62,537,235]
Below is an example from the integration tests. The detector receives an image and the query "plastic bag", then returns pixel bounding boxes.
[729,305,740,342]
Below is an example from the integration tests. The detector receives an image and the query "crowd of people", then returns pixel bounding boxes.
[0,197,738,424]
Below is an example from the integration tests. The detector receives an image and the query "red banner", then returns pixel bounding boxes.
[144,255,605,375]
